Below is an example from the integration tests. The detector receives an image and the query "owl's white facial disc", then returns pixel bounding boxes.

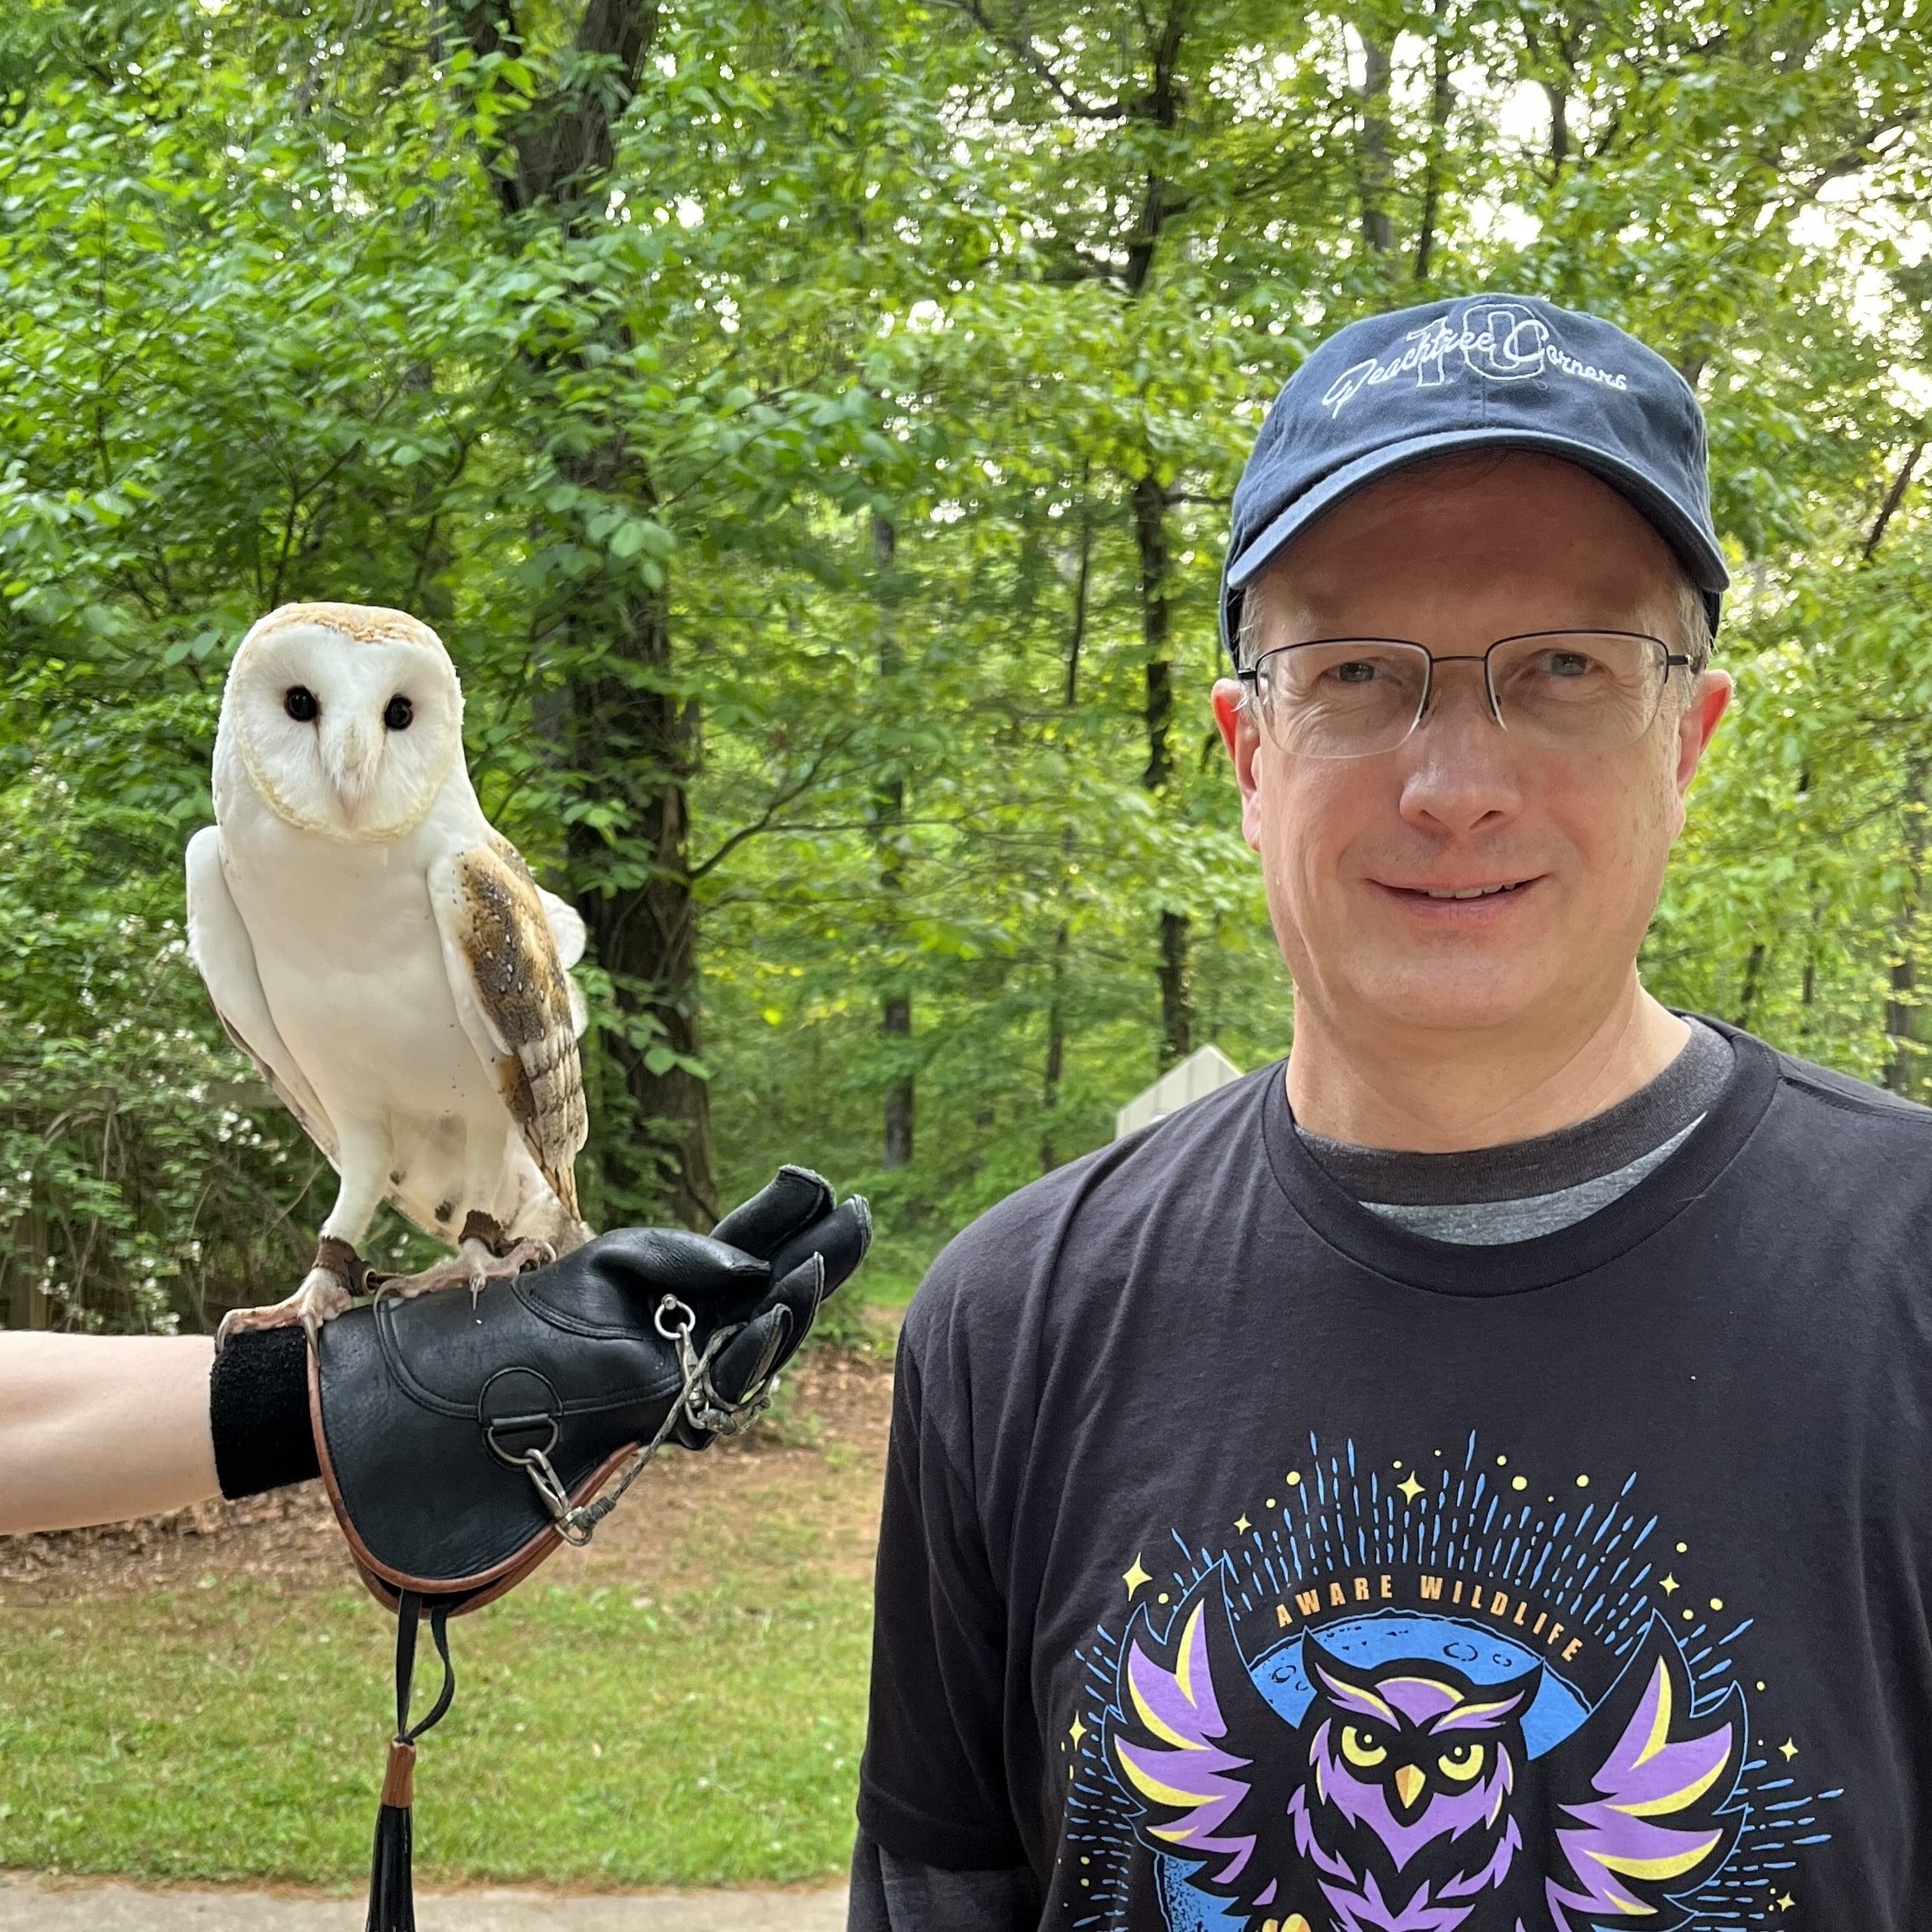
[225,610,463,841]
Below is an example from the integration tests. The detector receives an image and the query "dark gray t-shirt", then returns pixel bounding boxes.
[851,1026,1734,1929]
[851,1022,1932,1930]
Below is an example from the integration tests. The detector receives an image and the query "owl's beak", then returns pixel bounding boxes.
[326,722,380,819]
[1393,1763,1427,1812]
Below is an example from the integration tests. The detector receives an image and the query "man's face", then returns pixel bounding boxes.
[1212,452,1732,1041]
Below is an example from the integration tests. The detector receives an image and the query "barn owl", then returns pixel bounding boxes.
[186,602,591,1341]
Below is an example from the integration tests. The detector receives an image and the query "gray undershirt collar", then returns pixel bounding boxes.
[1294,1017,1733,1246]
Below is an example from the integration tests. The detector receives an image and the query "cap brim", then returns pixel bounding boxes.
[1224,428,1729,648]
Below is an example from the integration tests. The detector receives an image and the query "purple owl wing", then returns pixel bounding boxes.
[1529,1613,1745,1930]
[1105,1566,1303,1913]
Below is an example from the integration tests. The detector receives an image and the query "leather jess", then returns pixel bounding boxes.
[307,1166,872,1613]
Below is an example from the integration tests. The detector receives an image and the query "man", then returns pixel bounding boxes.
[851,295,1932,1929]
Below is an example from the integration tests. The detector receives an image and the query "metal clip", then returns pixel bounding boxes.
[494,1294,741,1547]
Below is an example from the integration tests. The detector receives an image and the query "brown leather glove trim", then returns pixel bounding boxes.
[381,1742,417,1808]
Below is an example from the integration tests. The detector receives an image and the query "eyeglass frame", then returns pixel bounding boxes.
[1233,628,1695,759]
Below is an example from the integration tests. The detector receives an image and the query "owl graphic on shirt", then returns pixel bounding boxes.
[1107,1566,1743,1931]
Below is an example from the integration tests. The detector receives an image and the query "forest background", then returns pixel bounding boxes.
[3,0,1931,1335]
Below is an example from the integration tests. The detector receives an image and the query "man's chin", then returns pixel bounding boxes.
[1341,967,1558,1037]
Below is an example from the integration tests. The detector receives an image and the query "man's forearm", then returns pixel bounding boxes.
[0,1333,220,1534]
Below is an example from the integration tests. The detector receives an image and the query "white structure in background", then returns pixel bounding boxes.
[1114,1043,1245,1139]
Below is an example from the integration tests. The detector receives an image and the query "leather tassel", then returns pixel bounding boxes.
[365,1593,454,1932]
[366,1743,418,1932]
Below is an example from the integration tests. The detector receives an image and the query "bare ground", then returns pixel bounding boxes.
[0,1873,850,1929]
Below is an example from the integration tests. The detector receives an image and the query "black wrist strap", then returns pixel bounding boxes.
[394,1592,456,1747]
[210,1326,319,1499]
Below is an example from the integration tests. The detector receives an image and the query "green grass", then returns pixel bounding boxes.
[0,1569,871,1887]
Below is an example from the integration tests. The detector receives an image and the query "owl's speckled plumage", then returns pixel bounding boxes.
[439,834,586,1221]
[186,602,590,1330]
[1107,1567,1743,1932]
[254,600,445,649]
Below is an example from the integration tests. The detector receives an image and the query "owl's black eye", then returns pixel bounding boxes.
[1340,1724,1387,1769]
[383,695,414,732]
[284,686,318,723]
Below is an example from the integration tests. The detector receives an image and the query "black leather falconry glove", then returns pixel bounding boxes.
[309,1165,871,1613]
[306,1166,870,1932]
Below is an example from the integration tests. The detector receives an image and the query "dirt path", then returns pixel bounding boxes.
[0,1874,847,1929]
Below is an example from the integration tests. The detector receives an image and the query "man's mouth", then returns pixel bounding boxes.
[1415,881,1530,900]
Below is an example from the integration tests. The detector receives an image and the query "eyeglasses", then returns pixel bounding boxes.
[1236,631,1692,761]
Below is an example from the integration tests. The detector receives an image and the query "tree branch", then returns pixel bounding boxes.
[1863,440,1924,562]
[943,0,1128,121]
[687,750,839,880]
[1795,110,1923,205]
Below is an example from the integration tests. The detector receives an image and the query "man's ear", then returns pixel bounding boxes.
[1212,678,1266,852]
[1673,668,1732,799]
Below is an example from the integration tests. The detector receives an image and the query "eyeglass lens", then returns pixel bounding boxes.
[1250,632,1671,761]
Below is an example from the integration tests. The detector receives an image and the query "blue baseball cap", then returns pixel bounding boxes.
[1221,294,1728,659]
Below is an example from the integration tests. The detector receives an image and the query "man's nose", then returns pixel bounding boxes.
[1396,661,1521,835]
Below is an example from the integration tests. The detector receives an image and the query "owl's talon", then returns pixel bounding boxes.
[215,1264,355,1351]
[467,1238,553,1307]
[388,1234,556,1307]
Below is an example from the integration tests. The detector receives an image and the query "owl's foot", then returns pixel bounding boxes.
[382,1235,555,1309]
[215,1263,356,1351]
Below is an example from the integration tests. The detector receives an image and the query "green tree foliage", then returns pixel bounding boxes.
[2,0,1930,1327]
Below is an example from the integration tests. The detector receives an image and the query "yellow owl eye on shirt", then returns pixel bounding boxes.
[1340,1726,1388,1768]
[1438,1741,1487,1782]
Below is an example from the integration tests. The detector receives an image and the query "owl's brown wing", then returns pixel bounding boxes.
[429,835,588,1220]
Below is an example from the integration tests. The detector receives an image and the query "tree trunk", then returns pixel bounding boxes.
[1887,760,1929,1095]
[1134,472,1193,1066]
[1413,2,1453,282]
[3,1209,47,1330]
[883,992,914,1169]
[1040,913,1070,1172]
[1733,942,1766,1029]
[1000,6,1193,1078]
[558,530,716,1225]
[1887,953,1918,1095]
[1358,31,1395,260]
[872,513,915,1170]
[1042,493,1094,1171]
[448,0,714,1225]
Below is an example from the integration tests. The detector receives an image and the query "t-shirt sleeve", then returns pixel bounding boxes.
[846,1830,1040,1932]
[856,1322,1026,1871]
